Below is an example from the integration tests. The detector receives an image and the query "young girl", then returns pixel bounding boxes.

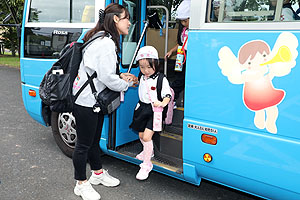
[130,46,172,180]
[164,0,191,106]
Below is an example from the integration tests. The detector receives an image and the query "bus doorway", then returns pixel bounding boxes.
[115,0,185,176]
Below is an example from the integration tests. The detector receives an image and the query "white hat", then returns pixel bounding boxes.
[176,0,191,20]
[136,46,158,61]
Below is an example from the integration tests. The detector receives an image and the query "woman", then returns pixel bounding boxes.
[72,3,136,200]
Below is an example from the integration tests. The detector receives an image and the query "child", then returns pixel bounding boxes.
[164,0,191,107]
[130,46,172,180]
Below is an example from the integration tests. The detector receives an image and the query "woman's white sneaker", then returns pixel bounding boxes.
[89,169,120,187]
[74,181,101,200]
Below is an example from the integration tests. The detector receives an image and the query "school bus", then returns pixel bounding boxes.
[20,0,300,199]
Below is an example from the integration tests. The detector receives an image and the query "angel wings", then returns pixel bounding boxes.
[218,32,298,84]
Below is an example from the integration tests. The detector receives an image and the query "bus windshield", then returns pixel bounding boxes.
[28,0,95,23]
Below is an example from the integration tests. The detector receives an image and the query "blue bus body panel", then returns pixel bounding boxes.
[21,83,46,125]
[115,68,140,147]
[184,30,300,199]
[20,58,56,125]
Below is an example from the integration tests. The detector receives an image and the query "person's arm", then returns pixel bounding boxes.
[153,77,172,107]
[86,38,130,92]
[153,97,170,107]
[120,72,139,87]
[164,44,179,60]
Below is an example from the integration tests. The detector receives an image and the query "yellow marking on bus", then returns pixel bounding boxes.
[161,132,182,141]
[151,160,180,172]
[176,107,184,111]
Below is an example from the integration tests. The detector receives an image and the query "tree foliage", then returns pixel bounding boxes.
[149,0,183,20]
[0,0,24,56]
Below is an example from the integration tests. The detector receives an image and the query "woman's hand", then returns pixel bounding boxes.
[120,73,139,87]
[120,73,135,82]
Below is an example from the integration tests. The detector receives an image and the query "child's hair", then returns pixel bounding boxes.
[145,58,160,74]
[238,40,270,64]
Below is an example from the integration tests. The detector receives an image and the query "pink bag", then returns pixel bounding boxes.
[164,87,175,125]
[153,106,163,131]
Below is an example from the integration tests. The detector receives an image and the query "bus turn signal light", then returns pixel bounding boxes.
[203,153,212,163]
[29,89,36,97]
[201,134,217,145]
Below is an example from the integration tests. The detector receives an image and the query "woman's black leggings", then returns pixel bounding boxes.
[72,104,104,181]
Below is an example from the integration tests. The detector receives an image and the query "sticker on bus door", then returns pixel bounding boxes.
[217,32,298,134]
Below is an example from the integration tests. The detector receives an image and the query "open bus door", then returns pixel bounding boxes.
[105,0,187,181]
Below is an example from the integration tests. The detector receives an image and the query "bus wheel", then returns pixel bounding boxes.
[51,112,76,158]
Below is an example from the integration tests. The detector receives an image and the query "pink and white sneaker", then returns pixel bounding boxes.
[136,162,153,180]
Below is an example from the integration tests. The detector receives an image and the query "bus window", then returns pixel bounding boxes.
[28,0,95,23]
[121,0,140,68]
[208,0,300,23]
[24,28,82,58]
[207,0,281,22]
[278,0,300,21]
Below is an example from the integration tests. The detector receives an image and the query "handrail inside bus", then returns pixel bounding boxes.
[147,5,169,76]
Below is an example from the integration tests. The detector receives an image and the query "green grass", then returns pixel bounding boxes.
[0,53,20,68]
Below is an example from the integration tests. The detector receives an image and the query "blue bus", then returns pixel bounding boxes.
[20,0,300,199]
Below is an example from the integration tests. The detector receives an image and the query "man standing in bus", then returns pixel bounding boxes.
[164,0,191,108]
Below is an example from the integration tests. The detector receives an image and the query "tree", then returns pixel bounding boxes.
[0,0,24,56]
[149,0,183,20]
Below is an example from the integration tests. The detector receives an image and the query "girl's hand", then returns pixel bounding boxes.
[130,79,139,87]
[164,51,173,60]
[153,101,164,107]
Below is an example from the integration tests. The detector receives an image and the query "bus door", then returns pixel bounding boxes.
[104,0,143,152]
[184,0,300,198]
[111,0,186,181]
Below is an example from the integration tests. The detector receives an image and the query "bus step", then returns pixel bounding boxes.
[172,108,184,126]
[116,140,183,174]
[153,131,182,161]
[164,124,182,135]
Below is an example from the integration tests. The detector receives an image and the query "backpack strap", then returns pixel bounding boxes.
[156,72,165,102]
[81,32,106,51]
[73,32,105,101]
[73,72,97,101]
[86,72,97,95]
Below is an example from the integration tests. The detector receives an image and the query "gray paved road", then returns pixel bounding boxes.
[0,66,260,200]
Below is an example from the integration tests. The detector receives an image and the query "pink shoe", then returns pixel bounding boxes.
[135,151,154,161]
[136,163,153,180]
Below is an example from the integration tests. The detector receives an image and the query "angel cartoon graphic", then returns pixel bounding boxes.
[218,32,298,134]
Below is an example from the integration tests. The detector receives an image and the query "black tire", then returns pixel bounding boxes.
[51,112,76,158]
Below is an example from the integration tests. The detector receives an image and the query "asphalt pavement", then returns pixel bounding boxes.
[0,65,260,200]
